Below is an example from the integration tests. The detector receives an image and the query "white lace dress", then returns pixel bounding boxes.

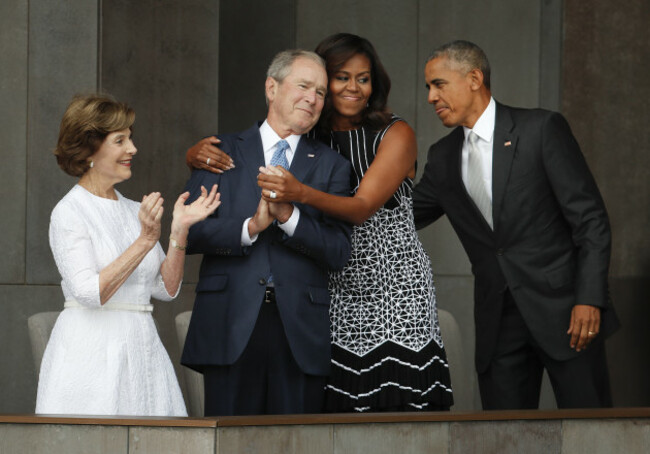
[35,185,187,416]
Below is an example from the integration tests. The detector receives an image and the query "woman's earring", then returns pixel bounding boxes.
[89,161,94,168]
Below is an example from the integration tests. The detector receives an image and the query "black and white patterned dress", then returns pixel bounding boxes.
[318,116,453,412]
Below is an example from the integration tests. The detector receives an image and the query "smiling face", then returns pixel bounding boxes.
[424,56,486,129]
[328,53,373,130]
[89,128,137,186]
[266,57,328,136]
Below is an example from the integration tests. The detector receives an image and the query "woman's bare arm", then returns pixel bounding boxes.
[258,121,417,225]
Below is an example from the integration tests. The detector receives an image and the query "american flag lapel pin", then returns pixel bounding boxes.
[308,153,315,158]
[504,140,512,147]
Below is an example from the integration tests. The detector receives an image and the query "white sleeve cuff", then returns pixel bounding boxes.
[277,205,299,237]
[241,218,258,245]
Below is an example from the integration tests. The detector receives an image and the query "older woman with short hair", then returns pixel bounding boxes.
[36,94,220,416]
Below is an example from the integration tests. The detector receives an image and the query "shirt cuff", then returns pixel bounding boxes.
[277,205,299,237]
[241,218,258,246]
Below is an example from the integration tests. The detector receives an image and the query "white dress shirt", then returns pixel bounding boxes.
[462,97,496,201]
[241,120,301,245]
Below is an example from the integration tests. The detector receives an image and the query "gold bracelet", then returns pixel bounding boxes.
[170,236,186,250]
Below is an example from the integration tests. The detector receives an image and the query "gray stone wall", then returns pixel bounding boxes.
[1,0,647,414]
[1,416,650,453]
[563,0,650,407]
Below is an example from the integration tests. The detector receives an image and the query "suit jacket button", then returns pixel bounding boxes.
[259,278,267,286]
[497,248,504,256]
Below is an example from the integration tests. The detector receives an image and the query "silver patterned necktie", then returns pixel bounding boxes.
[466,131,493,229]
[270,139,290,169]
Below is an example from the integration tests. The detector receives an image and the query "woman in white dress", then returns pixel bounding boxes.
[36,94,220,416]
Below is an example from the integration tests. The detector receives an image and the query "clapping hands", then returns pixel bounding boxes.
[172,184,221,234]
[138,192,165,245]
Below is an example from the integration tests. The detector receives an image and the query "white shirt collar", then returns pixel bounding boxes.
[259,120,301,154]
[463,97,496,143]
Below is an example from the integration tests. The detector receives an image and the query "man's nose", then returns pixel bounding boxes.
[427,87,438,104]
[305,89,317,104]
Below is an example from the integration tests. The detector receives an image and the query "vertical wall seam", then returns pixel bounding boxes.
[415,0,421,143]
[24,0,31,284]
[539,0,544,107]
[97,0,103,92]
[558,0,564,111]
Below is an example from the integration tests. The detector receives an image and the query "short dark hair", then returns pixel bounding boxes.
[54,94,135,177]
[428,40,491,90]
[315,33,392,132]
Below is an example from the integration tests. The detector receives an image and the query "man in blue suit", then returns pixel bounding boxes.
[181,50,352,416]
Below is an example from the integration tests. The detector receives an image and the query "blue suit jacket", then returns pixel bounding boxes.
[180,124,352,376]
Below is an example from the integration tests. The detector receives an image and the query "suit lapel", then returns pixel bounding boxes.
[492,103,517,231]
[234,124,266,199]
[289,136,320,183]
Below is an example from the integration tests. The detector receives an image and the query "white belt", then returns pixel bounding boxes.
[64,300,154,313]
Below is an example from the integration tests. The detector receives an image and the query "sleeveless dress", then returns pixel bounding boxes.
[35,185,187,416]
[318,117,454,411]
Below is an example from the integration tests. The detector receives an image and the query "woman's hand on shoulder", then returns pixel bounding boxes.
[171,184,221,235]
[186,136,234,174]
[138,192,165,246]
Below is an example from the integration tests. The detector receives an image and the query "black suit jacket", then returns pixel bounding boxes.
[180,124,352,376]
[413,102,620,373]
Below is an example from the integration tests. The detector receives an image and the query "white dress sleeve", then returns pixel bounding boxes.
[49,202,101,307]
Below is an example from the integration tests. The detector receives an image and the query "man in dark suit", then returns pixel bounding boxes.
[181,50,352,416]
[413,40,619,409]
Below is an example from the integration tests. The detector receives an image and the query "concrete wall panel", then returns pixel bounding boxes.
[0,423,126,454]
[562,420,650,454]
[563,0,650,407]
[26,0,100,285]
[0,0,28,283]
[450,420,561,454]
[130,427,214,454]
[333,422,448,454]
[101,0,220,284]
[218,425,333,454]
[218,0,296,133]
[563,0,650,277]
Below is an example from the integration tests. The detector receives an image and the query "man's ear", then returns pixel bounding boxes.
[468,68,484,91]
[265,77,278,102]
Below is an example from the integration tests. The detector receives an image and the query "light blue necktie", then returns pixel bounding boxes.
[267,140,290,288]
[270,140,290,169]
